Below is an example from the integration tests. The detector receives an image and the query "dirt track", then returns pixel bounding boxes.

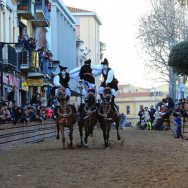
[1,128,188,188]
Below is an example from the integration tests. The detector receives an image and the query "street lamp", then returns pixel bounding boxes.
[0,42,24,99]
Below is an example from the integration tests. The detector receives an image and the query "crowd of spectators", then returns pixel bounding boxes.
[0,100,54,125]
[137,95,188,139]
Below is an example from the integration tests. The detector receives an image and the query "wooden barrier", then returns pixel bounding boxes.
[169,115,188,139]
[0,120,57,151]
[183,118,188,139]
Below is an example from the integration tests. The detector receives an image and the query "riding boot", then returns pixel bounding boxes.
[100,94,104,101]
[111,96,118,114]
[66,96,70,102]
[111,96,115,104]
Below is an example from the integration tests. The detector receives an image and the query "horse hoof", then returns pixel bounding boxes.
[56,135,60,140]
[118,136,121,140]
[84,144,88,148]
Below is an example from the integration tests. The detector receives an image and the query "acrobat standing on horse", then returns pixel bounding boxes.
[79,59,96,97]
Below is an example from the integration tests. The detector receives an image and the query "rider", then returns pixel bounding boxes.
[53,65,71,101]
[79,59,96,97]
[98,58,119,113]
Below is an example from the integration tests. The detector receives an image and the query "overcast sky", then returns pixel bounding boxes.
[62,0,159,88]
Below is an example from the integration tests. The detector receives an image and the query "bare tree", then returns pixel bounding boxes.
[138,0,188,99]
[100,42,106,61]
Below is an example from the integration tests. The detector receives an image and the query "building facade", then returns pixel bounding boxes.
[0,0,21,104]
[50,0,77,91]
[68,7,102,90]
[116,84,168,123]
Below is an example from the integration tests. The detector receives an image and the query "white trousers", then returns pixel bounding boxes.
[81,80,96,97]
[55,87,71,97]
[98,86,117,96]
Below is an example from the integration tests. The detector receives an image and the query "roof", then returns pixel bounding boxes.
[67,7,92,13]
[116,92,153,98]
[118,84,151,91]
[67,6,102,25]
[51,0,76,26]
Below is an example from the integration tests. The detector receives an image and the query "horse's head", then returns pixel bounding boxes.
[85,89,96,105]
[57,86,66,102]
[103,87,112,103]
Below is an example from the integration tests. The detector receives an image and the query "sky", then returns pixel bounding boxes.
[62,0,158,88]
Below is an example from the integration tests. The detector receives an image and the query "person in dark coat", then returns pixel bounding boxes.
[79,59,96,96]
[53,65,71,101]
[7,86,15,106]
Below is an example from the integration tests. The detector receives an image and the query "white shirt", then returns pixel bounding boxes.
[103,69,114,84]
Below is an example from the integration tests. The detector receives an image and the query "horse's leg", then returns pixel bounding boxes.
[106,123,111,147]
[84,124,89,147]
[115,117,121,140]
[69,125,73,148]
[101,123,107,147]
[59,125,65,148]
[56,120,60,140]
[78,122,84,146]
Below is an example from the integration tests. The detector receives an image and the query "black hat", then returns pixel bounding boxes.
[84,59,91,65]
[59,65,67,70]
[101,58,109,65]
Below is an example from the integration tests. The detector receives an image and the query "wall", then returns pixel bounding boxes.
[50,1,77,90]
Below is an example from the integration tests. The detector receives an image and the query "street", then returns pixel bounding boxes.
[0,128,188,188]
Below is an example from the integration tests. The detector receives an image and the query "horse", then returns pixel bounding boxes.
[98,87,121,147]
[56,86,76,148]
[78,90,98,147]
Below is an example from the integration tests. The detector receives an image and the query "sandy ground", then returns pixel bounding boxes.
[0,127,188,188]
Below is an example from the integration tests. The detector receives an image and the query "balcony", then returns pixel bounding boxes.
[17,0,36,19]
[32,0,50,27]
[1,44,19,72]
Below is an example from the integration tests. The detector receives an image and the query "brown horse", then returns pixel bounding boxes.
[78,91,98,147]
[56,86,76,148]
[98,87,121,147]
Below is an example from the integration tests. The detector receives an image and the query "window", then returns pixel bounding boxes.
[126,105,130,114]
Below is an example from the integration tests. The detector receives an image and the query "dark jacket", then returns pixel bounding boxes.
[58,72,70,88]
[7,90,15,102]
[79,64,95,84]
[101,68,118,91]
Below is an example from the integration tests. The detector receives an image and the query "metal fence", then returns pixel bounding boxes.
[0,120,57,151]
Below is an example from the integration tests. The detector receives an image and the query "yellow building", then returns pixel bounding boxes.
[116,84,168,123]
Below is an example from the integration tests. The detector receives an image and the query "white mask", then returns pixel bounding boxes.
[61,71,66,76]
[103,65,108,70]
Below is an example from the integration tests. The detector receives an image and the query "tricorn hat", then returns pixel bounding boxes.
[59,65,67,70]
[101,58,109,65]
[84,59,91,65]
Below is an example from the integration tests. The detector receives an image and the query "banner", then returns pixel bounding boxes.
[22,80,29,91]
[28,79,43,86]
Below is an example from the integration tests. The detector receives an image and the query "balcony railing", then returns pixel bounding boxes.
[17,0,36,19]
[0,44,18,71]
[32,0,50,27]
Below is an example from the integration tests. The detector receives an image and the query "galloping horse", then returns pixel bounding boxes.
[56,86,76,148]
[98,87,121,147]
[78,90,98,147]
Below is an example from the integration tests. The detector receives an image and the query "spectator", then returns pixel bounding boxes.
[138,107,144,126]
[149,105,156,124]
[173,112,183,139]
[7,86,15,105]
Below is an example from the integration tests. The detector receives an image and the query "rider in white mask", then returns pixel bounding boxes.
[53,65,71,101]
